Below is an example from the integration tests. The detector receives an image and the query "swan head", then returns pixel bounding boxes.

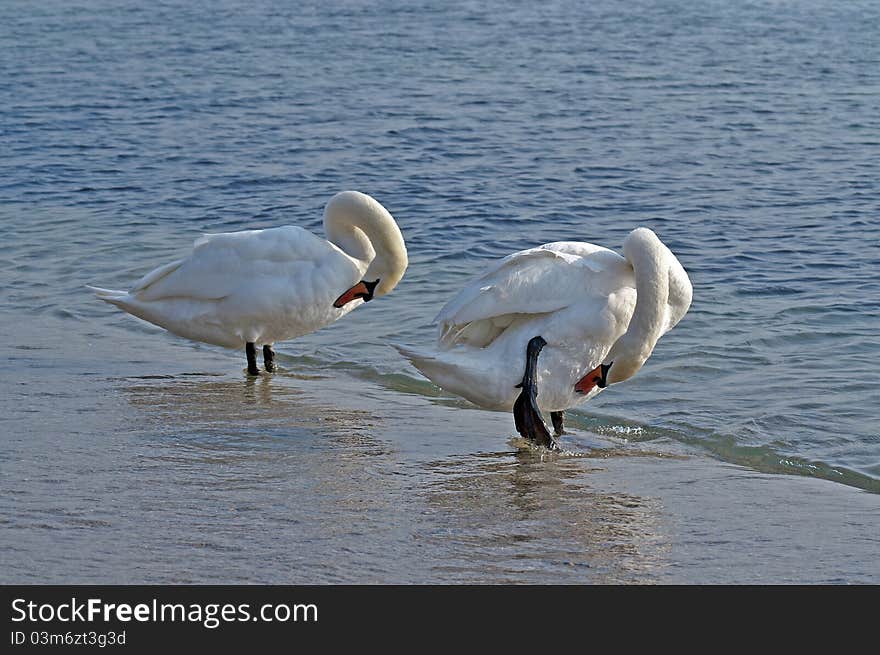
[364,240,407,298]
[574,362,612,395]
[333,279,380,308]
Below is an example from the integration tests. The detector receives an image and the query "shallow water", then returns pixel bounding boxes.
[1,0,878,583]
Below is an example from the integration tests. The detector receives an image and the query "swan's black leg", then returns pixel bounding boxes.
[245,342,260,376]
[551,411,565,436]
[512,336,559,450]
[263,344,277,373]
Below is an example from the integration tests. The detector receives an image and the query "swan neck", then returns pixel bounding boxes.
[605,228,670,384]
[323,192,408,296]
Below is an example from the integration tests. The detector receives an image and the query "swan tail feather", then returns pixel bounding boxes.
[130,258,184,293]
[86,285,130,304]
[393,344,459,385]
[393,343,509,410]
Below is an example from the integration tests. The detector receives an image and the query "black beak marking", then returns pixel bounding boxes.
[361,279,379,302]
[597,362,613,388]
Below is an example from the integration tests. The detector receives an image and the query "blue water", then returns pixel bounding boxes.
[1,0,878,583]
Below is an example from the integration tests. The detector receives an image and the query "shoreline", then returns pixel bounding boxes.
[3,335,877,584]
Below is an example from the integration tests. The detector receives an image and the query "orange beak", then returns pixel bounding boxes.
[333,281,371,308]
[574,363,611,395]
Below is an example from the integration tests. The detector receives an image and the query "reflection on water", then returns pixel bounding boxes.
[121,372,377,439]
[4,348,875,583]
[418,450,670,583]
[110,372,672,582]
[118,371,393,496]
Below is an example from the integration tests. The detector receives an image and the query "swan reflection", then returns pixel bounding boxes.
[119,371,387,459]
[418,448,670,583]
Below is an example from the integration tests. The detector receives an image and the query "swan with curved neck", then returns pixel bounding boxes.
[396,227,692,450]
[89,191,408,374]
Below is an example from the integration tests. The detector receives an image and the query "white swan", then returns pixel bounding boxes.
[89,191,408,374]
[396,227,692,449]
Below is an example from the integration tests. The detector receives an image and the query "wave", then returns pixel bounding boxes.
[275,351,880,494]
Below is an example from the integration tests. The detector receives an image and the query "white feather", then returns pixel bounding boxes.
[89,191,408,351]
[400,230,692,413]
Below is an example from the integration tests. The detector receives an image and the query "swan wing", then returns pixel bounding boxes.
[133,226,360,302]
[437,242,622,327]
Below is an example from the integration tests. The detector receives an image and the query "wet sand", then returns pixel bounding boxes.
[2,318,877,584]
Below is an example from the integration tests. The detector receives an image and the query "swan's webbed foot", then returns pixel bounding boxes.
[551,411,565,437]
[514,393,558,450]
[245,342,261,376]
[513,336,559,451]
[263,344,277,373]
